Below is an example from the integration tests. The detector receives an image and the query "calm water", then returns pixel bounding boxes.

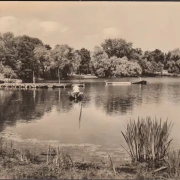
[1,77,180,149]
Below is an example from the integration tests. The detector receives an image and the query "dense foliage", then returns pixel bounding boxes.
[1,32,180,82]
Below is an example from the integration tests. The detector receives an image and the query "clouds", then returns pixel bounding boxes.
[0,16,20,34]
[0,16,69,37]
[85,27,121,40]
[0,2,62,14]
[84,27,121,50]
[85,34,100,40]
[83,27,122,50]
[103,27,121,39]
[1,2,180,52]
[39,21,68,34]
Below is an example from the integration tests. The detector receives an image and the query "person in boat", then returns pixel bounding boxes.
[139,76,142,81]
[72,84,80,97]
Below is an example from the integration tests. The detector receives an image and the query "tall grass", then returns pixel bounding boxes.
[45,146,73,170]
[121,117,173,167]
[167,150,180,178]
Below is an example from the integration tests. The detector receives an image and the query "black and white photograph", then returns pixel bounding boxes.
[0,1,180,179]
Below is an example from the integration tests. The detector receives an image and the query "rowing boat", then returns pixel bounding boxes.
[69,92,84,100]
[131,80,147,84]
[105,80,147,85]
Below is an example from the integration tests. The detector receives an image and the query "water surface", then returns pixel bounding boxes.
[1,77,180,150]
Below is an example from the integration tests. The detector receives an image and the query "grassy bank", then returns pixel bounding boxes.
[0,136,135,179]
[0,140,166,180]
[0,117,179,179]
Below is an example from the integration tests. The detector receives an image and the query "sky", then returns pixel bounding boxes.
[0,2,180,52]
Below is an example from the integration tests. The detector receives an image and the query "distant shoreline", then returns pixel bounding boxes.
[1,74,180,84]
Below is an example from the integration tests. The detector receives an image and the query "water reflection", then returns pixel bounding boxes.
[93,85,142,116]
[1,78,180,148]
[0,79,178,129]
[0,89,75,132]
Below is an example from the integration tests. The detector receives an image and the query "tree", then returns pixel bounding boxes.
[0,32,19,70]
[91,46,110,77]
[0,39,6,64]
[169,48,180,62]
[3,66,17,79]
[128,48,143,60]
[101,38,133,59]
[76,48,91,74]
[152,49,165,64]
[176,59,180,69]
[45,44,52,50]
[110,56,142,77]
[157,61,164,73]
[151,61,158,72]
[91,46,142,77]
[143,49,165,64]
[51,44,81,81]
[71,51,81,74]
[139,59,156,75]
[166,60,176,73]
[34,45,53,79]
[13,35,43,82]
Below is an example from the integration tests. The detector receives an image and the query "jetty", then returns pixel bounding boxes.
[0,83,85,89]
[105,81,131,85]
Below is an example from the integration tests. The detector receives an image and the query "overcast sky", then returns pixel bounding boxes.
[0,2,180,52]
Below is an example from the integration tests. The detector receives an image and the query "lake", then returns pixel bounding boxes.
[1,77,180,151]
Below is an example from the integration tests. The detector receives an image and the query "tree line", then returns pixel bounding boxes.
[1,32,180,82]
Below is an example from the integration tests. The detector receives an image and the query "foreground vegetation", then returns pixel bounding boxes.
[1,32,180,82]
[0,137,135,179]
[122,117,173,166]
[0,117,179,179]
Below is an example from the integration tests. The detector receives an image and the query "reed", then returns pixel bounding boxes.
[167,150,180,178]
[108,155,116,176]
[45,146,73,170]
[121,117,173,167]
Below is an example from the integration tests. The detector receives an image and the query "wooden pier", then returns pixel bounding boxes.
[0,83,85,89]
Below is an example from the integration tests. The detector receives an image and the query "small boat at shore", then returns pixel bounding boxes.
[131,80,147,84]
[105,80,147,85]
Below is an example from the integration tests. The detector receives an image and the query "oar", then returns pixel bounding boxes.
[79,94,85,129]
